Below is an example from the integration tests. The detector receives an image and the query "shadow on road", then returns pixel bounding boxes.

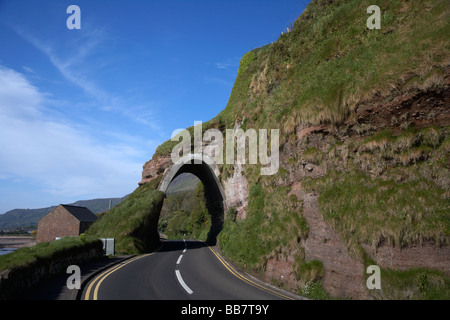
[155,239,208,253]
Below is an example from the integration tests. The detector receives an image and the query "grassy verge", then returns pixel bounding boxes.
[0,236,101,271]
[86,177,165,254]
[0,236,103,299]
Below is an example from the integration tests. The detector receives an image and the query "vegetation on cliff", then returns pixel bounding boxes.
[144,0,449,299]
[218,0,449,298]
[304,126,450,253]
[159,182,211,241]
[86,177,165,254]
[211,0,448,132]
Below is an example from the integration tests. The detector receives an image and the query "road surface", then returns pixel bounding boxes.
[82,239,298,300]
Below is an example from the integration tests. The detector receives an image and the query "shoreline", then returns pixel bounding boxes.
[0,236,36,249]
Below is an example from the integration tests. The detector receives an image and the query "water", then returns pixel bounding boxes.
[0,248,17,256]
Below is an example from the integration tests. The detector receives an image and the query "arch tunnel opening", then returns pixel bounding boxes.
[158,155,226,245]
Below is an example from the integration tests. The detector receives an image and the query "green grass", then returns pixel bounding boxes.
[0,236,101,271]
[373,267,450,300]
[299,280,330,300]
[139,0,449,299]
[302,147,323,165]
[308,169,449,252]
[218,182,309,275]
[158,182,211,241]
[298,125,449,266]
[86,178,165,254]
[299,125,450,299]
[227,0,448,129]
[151,0,449,160]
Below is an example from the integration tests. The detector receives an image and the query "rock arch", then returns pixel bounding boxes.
[159,153,227,245]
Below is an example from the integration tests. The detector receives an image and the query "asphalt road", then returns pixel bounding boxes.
[82,240,298,300]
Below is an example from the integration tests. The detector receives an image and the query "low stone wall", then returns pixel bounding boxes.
[0,240,104,300]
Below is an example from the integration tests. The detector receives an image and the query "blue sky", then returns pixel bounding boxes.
[0,0,309,214]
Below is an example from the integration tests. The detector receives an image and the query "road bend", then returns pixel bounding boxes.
[82,239,297,300]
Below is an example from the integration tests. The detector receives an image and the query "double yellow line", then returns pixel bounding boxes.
[207,246,294,300]
[83,253,154,300]
[83,243,294,300]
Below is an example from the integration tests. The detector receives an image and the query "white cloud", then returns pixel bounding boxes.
[0,66,143,199]
[214,57,240,70]
[0,66,43,119]
[12,26,160,129]
[215,62,231,69]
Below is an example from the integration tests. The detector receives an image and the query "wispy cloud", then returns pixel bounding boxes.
[205,57,240,87]
[11,25,160,129]
[0,65,143,199]
[215,62,232,69]
[15,27,109,103]
[204,76,233,87]
[213,57,240,70]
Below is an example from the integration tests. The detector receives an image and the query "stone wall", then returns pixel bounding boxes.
[0,240,103,300]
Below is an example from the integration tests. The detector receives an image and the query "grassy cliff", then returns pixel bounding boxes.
[215,0,448,129]
[86,178,165,254]
[145,0,449,298]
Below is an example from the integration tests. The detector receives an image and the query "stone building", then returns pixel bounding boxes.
[36,204,98,243]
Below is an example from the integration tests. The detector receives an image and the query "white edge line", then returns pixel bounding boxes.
[175,270,193,294]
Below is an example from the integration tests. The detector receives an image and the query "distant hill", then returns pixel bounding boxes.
[0,174,199,232]
[165,173,200,195]
[0,196,128,231]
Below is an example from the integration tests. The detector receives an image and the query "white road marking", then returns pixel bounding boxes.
[175,270,193,294]
[175,239,192,294]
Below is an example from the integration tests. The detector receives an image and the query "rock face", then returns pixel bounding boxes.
[362,243,450,273]
[223,164,249,220]
[140,84,449,299]
[301,193,368,299]
[139,156,172,186]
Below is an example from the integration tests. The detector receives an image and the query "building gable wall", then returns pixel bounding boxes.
[36,205,81,243]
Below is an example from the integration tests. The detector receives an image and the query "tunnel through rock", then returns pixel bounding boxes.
[158,154,226,245]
